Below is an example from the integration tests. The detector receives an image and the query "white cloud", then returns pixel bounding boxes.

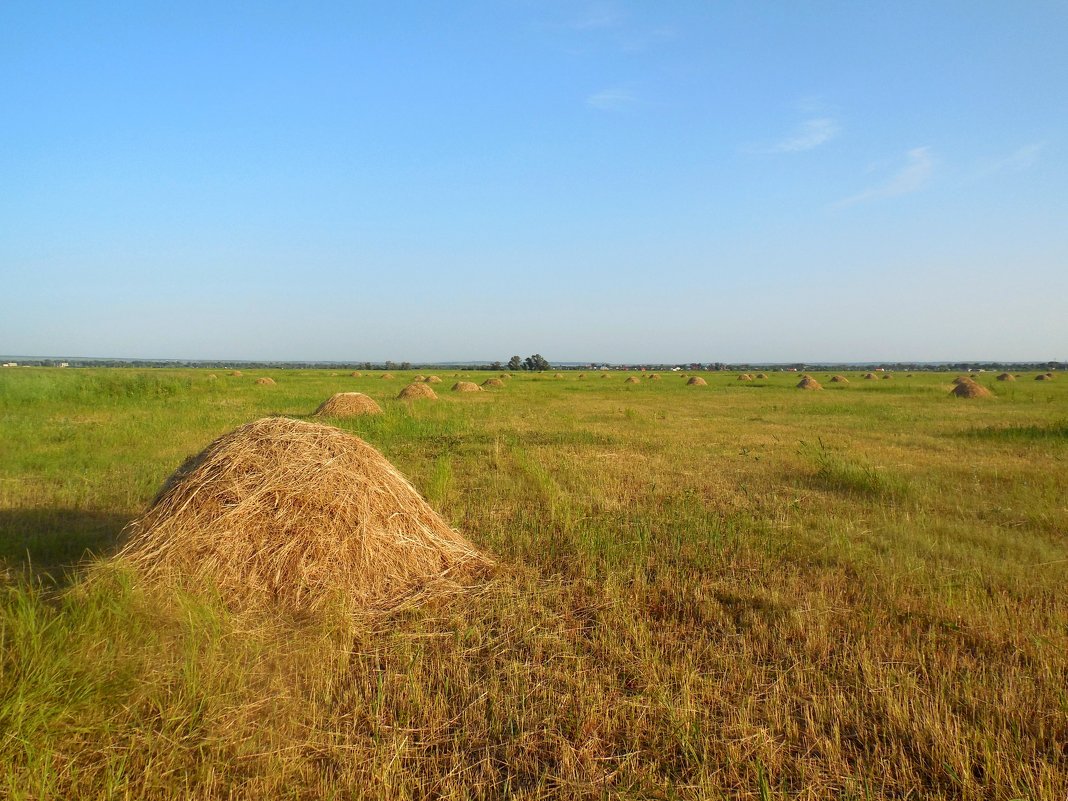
[770,117,840,152]
[586,88,636,111]
[837,147,934,207]
[977,142,1045,176]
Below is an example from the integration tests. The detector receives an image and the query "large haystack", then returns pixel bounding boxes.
[797,377,822,390]
[1035,373,1052,381]
[350,371,362,378]
[687,376,707,386]
[313,392,383,418]
[256,377,276,386]
[424,375,442,384]
[380,373,395,380]
[830,375,849,384]
[738,374,753,381]
[452,381,482,392]
[864,373,877,380]
[953,376,974,386]
[624,376,640,384]
[481,378,504,388]
[118,417,490,614]
[398,383,437,400]
[996,373,1015,381]
[951,382,992,398]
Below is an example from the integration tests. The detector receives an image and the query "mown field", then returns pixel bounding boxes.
[1,367,1065,800]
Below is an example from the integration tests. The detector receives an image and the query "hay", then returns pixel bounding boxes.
[554,373,564,379]
[997,373,1015,381]
[398,382,437,400]
[350,371,362,378]
[624,376,640,384]
[601,374,610,379]
[647,374,661,380]
[500,374,511,379]
[882,374,892,380]
[1035,374,1052,381]
[117,417,491,614]
[313,392,383,418]
[951,381,992,398]
[830,375,849,384]
[207,374,218,381]
[230,370,243,377]
[481,378,504,388]
[738,374,753,381]
[755,373,767,379]
[953,376,974,386]
[797,377,822,390]
[452,381,482,392]
[255,377,276,386]
[864,373,877,380]
[578,373,586,379]
[380,373,394,380]
[424,376,442,384]
[687,376,707,386]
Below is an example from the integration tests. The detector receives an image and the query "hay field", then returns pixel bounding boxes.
[1,368,1066,800]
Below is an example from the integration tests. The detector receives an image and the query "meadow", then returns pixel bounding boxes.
[1,367,1065,800]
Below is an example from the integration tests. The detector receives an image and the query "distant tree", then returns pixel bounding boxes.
[490,361,503,371]
[523,354,550,372]
[385,361,396,371]
[508,355,523,371]
[401,362,411,371]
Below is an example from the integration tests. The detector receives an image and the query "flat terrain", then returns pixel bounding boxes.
[1,368,1065,799]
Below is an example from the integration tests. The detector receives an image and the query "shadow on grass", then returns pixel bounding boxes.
[0,508,130,583]
[958,422,1068,442]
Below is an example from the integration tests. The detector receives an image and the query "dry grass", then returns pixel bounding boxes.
[738,374,753,381]
[687,376,707,386]
[398,383,437,400]
[953,376,973,386]
[380,373,394,380]
[830,375,849,383]
[951,381,992,398]
[481,378,505,388]
[255,377,276,386]
[452,381,482,393]
[230,370,242,377]
[350,371,362,378]
[313,392,383,418]
[1036,374,1052,381]
[864,372,877,379]
[648,374,661,381]
[755,372,767,379]
[797,376,822,390]
[624,376,640,384]
[997,373,1015,381]
[116,417,491,615]
[424,376,443,384]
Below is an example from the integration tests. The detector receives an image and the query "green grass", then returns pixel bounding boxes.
[1,367,1066,799]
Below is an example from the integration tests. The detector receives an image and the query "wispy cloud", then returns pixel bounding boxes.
[976,142,1045,177]
[586,88,636,111]
[837,147,934,207]
[770,117,840,153]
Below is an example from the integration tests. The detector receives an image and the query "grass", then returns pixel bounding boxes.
[1,367,1065,799]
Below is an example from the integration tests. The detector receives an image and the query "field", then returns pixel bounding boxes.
[1,368,1065,799]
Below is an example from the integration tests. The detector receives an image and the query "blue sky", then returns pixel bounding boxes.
[2,1,1065,362]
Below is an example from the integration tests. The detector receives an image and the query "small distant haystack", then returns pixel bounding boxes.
[314,392,383,418]
[797,377,822,390]
[500,374,511,379]
[624,376,640,384]
[398,383,437,400]
[578,373,586,379]
[687,376,707,386]
[256,377,276,386]
[350,371,362,378]
[482,378,504,388]
[882,374,892,380]
[207,374,218,381]
[755,373,767,379]
[452,381,482,392]
[424,376,442,384]
[951,381,992,398]
[738,374,753,381]
[554,373,564,379]
[1035,374,1052,381]
[648,374,660,380]
[381,373,394,380]
[864,373,877,380]
[996,373,1015,381]
[830,375,849,384]
[117,417,491,614]
[231,371,243,377]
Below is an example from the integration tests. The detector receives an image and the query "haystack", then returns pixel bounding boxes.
[755,373,767,379]
[117,417,490,614]
[230,370,243,377]
[953,376,974,386]
[452,381,482,392]
[554,373,564,379]
[996,373,1015,381]
[381,373,394,380]
[1035,374,1051,381]
[398,383,437,400]
[830,375,849,384]
[797,377,822,390]
[624,376,640,384]
[256,377,276,386]
[687,376,707,386]
[424,375,442,384]
[951,382,992,398]
[313,392,383,418]
[500,374,511,379]
[350,371,362,378]
[207,374,218,381]
[648,374,661,380]
[482,378,504,388]
[601,374,610,379]
[882,374,892,380]
[738,374,753,381]
[864,373,877,380]
[578,374,586,379]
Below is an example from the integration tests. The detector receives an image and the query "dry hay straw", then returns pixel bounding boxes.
[624,376,640,384]
[230,370,243,377]
[882,373,893,380]
[452,381,482,392]
[797,376,822,390]
[424,375,442,384]
[481,378,505,388]
[687,376,707,386]
[499,373,511,379]
[380,373,394,380]
[864,372,877,380]
[554,373,564,379]
[350,371,362,378]
[830,375,849,384]
[255,377,276,386]
[996,373,1015,381]
[313,392,383,418]
[951,381,992,398]
[755,372,767,379]
[952,376,974,386]
[647,374,661,380]
[206,374,218,381]
[601,373,610,379]
[578,373,586,379]
[117,417,491,615]
[738,374,753,381]
[1035,373,1053,381]
[398,382,437,400]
